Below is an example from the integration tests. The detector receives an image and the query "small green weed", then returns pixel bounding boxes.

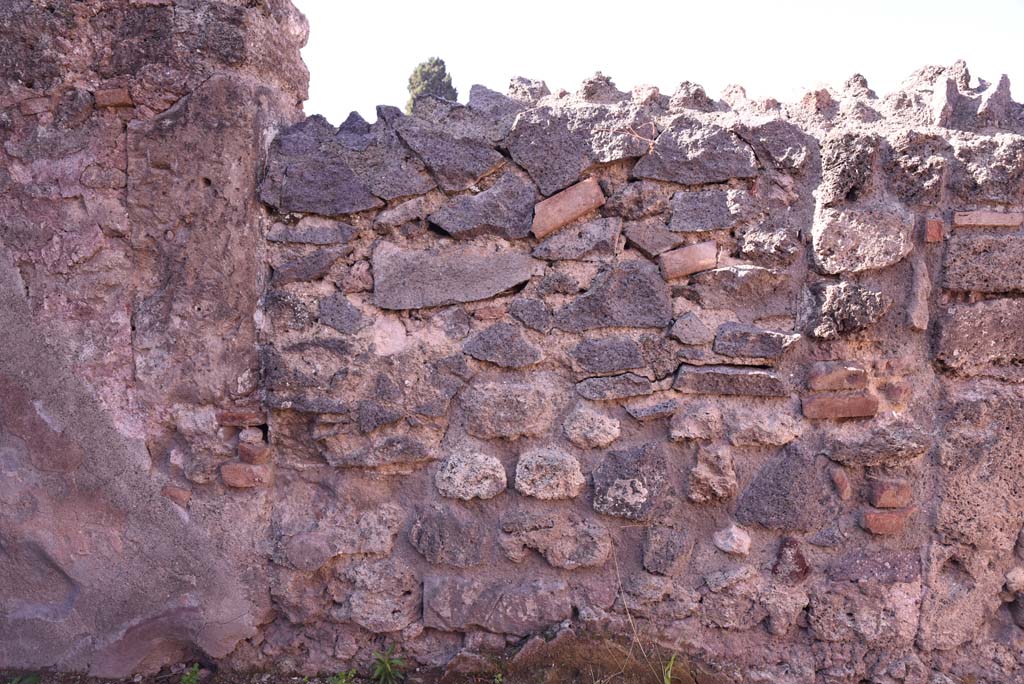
[492,674,504,684]
[328,671,357,684]
[371,645,405,684]
[8,675,41,684]
[180,663,201,684]
[662,653,677,684]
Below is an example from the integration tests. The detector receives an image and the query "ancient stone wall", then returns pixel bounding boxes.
[4,3,1024,683]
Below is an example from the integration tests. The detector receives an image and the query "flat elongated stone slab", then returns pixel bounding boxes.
[673,365,788,397]
[952,210,1024,228]
[372,242,537,310]
[531,177,606,238]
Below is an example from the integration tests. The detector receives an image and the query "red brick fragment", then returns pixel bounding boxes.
[867,479,913,509]
[860,506,916,535]
[531,177,605,238]
[94,87,133,108]
[802,391,879,420]
[238,442,272,465]
[830,466,853,501]
[221,462,273,488]
[953,210,1023,228]
[161,485,192,508]
[924,218,944,243]
[658,241,717,280]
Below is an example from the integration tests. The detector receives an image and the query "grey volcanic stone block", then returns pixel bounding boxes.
[633,116,758,185]
[570,336,644,374]
[463,322,543,368]
[592,443,668,521]
[674,365,788,397]
[393,115,506,193]
[371,242,537,310]
[335,110,437,200]
[429,172,538,239]
[553,261,672,331]
[260,116,383,216]
[736,449,830,532]
[576,372,653,400]
[712,323,800,360]
[533,217,621,261]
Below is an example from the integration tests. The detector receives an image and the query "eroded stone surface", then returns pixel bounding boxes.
[372,242,536,310]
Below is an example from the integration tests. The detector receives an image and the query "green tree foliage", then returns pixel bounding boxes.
[406,57,457,113]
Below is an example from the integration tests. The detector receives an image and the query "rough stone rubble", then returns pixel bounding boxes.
[3,2,1024,683]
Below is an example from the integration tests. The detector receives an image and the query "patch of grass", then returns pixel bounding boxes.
[370,645,405,684]
[180,664,201,684]
[327,671,357,684]
[8,675,41,684]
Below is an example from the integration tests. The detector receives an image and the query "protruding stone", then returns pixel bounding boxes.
[533,217,621,261]
[435,451,508,500]
[808,282,890,340]
[811,206,914,274]
[428,172,538,239]
[569,337,644,375]
[625,398,678,422]
[392,116,506,193]
[673,365,788,397]
[260,116,384,216]
[161,485,192,508]
[808,362,868,391]
[562,403,621,448]
[576,373,653,400]
[659,241,717,280]
[553,261,672,331]
[713,524,751,556]
[531,177,606,239]
[371,242,536,310]
[592,443,668,521]
[860,507,915,535]
[688,446,738,503]
[238,442,271,465]
[825,421,932,467]
[712,323,799,360]
[509,298,553,332]
[463,323,543,369]
[802,391,879,420]
[623,218,685,258]
[514,447,585,500]
[633,117,758,185]
[736,448,827,532]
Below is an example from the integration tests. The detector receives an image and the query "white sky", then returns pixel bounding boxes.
[293,0,1024,125]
